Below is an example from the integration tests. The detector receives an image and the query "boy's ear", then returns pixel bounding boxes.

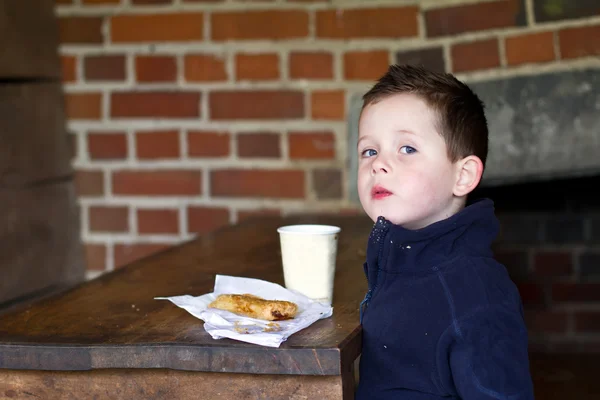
[453,155,484,197]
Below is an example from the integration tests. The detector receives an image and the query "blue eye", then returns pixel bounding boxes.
[400,146,416,154]
[361,149,377,157]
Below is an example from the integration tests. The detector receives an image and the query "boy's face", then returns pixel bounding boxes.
[357,93,463,230]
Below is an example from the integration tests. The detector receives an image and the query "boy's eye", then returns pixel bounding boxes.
[400,146,417,154]
[361,149,377,157]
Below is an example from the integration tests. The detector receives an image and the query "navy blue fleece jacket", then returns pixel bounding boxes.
[356,199,534,400]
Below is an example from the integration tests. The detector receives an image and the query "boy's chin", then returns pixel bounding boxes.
[371,213,429,230]
[369,213,402,226]
[365,207,423,227]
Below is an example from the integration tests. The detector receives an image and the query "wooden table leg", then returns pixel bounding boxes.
[341,357,358,399]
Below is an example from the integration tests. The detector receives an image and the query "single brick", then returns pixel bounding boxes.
[288,131,336,160]
[212,11,308,41]
[516,282,546,306]
[187,131,230,157]
[316,7,419,39]
[87,131,128,160]
[84,54,126,81]
[111,91,201,118]
[395,47,445,73]
[237,132,281,158]
[75,170,105,197]
[136,55,177,82]
[533,251,573,277]
[524,309,568,334]
[135,130,180,159]
[211,169,304,198]
[559,25,600,59]
[184,54,227,82]
[505,32,555,66]
[58,17,104,44]
[111,13,204,43]
[425,0,526,37]
[137,209,179,234]
[289,52,334,80]
[552,283,600,303]
[344,51,389,80]
[311,90,345,120]
[89,206,129,233]
[112,170,202,196]
[65,92,103,120]
[85,243,107,271]
[187,207,230,234]
[210,91,304,120]
[61,55,77,83]
[451,39,500,73]
[235,53,279,81]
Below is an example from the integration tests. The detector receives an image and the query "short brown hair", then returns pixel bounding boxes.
[362,64,488,168]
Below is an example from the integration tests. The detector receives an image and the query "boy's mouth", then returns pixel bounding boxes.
[371,185,392,199]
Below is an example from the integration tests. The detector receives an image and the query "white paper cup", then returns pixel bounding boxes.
[277,224,341,305]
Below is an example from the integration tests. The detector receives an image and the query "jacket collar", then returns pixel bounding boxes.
[366,198,499,281]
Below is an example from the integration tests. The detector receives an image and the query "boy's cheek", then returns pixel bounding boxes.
[356,180,370,208]
[356,169,367,189]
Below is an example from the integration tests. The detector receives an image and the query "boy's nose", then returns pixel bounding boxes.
[371,157,389,175]
[371,166,388,175]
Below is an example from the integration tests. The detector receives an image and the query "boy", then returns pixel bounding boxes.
[355,64,534,400]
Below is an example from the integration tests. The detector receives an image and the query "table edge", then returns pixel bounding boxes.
[0,328,362,376]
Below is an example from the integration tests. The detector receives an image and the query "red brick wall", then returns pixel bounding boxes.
[56,0,600,349]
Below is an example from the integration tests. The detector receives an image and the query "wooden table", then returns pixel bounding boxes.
[0,215,372,399]
[2,214,600,400]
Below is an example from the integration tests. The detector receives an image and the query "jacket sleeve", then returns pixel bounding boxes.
[449,305,535,400]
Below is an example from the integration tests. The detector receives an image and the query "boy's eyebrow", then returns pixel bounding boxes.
[357,129,416,148]
[357,136,369,148]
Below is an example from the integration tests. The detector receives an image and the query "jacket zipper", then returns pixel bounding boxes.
[360,229,388,323]
[360,268,381,323]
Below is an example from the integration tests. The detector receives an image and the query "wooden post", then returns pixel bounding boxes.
[0,0,84,305]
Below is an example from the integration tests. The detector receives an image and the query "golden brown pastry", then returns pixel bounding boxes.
[208,294,298,321]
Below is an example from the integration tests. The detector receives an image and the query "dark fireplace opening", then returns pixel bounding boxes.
[472,174,600,353]
[472,174,600,213]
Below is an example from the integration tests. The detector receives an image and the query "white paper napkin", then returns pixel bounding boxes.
[155,274,333,347]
